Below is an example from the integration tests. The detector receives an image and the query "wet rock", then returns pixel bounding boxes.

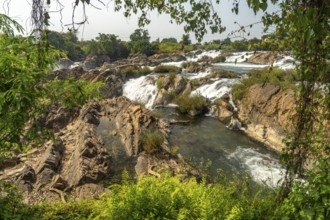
[55,58,74,70]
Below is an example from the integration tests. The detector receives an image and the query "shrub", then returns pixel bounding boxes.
[232,68,297,100]
[0,181,33,219]
[212,55,226,63]
[46,78,104,109]
[93,175,278,220]
[208,70,240,79]
[120,65,152,77]
[154,65,181,74]
[141,130,164,154]
[175,94,207,115]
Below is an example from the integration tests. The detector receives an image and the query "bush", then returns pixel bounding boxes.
[120,65,152,77]
[175,94,207,115]
[212,55,226,63]
[208,70,240,79]
[141,130,164,154]
[93,175,278,220]
[46,78,104,109]
[158,42,182,53]
[154,65,181,74]
[0,181,33,219]
[232,68,297,100]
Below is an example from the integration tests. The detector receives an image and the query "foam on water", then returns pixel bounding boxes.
[225,51,255,63]
[187,50,222,62]
[123,76,157,109]
[191,78,238,101]
[228,147,285,187]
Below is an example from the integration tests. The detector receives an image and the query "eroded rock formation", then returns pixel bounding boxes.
[0,97,197,203]
[235,84,295,151]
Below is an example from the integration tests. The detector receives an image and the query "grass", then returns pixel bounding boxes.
[120,65,152,77]
[211,54,226,63]
[208,70,240,79]
[141,130,165,154]
[232,67,297,101]
[154,65,181,74]
[175,93,207,115]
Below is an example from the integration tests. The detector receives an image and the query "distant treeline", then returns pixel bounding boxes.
[46,29,273,61]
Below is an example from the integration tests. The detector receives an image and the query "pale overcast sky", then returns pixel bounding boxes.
[1,0,278,42]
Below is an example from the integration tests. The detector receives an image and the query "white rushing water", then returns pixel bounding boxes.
[191,78,238,101]
[123,76,157,109]
[225,51,255,63]
[228,147,285,187]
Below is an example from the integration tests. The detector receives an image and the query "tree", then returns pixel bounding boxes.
[181,34,191,45]
[83,33,129,59]
[161,38,178,43]
[129,29,155,56]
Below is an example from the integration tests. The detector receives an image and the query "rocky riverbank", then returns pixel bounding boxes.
[0,50,296,202]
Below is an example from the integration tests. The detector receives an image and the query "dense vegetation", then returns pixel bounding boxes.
[232,68,297,100]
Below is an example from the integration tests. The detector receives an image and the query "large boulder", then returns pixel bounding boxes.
[236,83,295,151]
[247,52,275,65]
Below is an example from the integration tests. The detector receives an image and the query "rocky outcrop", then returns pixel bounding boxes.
[235,83,295,151]
[0,97,197,203]
[154,75,188,106]
[148,53,186,66]
[247,52,275,65]
[83,55,111,70]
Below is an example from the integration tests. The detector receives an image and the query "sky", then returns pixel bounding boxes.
[0,0,279,42]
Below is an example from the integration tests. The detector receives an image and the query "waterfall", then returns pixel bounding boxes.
[191,78,238,101]
[123,76,157,109]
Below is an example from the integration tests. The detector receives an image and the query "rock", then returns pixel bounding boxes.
[213,97,234,124]
[51,175,68,190]
[36,138,63,174]
[236,83,295,151]
[16,166,35,192]
[45,107,78,132]
[75,183,105,199]
[55,58,74,70]
[0,157,20,170]
[51,67,86,80]
[227,117,242,130]
[83,55,110,70]
[0,97,198,204]
[247,52,275,65]
[171,76,187,94]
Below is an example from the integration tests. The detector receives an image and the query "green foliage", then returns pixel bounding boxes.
[208,70,240,79]
[128,29,156,56]
[93,175,278,219]
[0,181,34,220]
[46,78,104,109]
[47,31,85,61]
[175,94,207,114]
[120,66,152,78]
[232,68,297,100]
[0,35,62,150]
[153,65,181,74]
[82,33,129,60]
[212,54,226,63]
[181,34,191,45]
[141,130,164,154]
[34,200,97,220]
[158,42,182,53]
